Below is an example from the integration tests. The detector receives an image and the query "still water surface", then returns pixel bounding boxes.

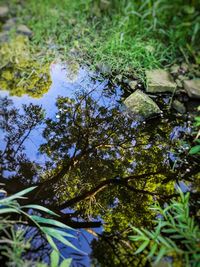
[0,62,199,266]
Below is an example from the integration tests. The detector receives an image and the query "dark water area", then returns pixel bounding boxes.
[0,62,200,266]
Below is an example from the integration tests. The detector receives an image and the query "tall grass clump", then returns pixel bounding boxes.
[6,0,200,76]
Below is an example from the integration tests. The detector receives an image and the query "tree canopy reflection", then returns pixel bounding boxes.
[0,92,199,266]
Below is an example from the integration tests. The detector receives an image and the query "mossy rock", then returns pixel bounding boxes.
[146,69,176,93]
[183,79,200,99]
[124,89,161,119]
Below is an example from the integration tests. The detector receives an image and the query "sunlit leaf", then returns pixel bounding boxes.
[50,250,59,267]
[134,240,149,254]
[60,258,72,267]
[30,215,74,231]
[46,229,84,254]
[154,246,166,264]
[22,204,59,217]
[129,235,147,242]
[148,243,157,258]
[0,186,37,203]
[0,208,20,214]
[46,234,58,252]
[189,145,200,155]
[41,227,76,239]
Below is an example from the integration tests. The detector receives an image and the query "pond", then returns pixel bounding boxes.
[0,61,199,266]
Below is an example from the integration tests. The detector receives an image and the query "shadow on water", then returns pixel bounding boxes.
[0,61,199,266]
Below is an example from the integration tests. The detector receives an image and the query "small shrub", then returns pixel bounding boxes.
[129,188,200,266]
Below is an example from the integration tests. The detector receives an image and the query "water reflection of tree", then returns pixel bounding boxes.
[91,232,150,267]
[0,97,44,189]
[0,36,51,98]
[0,94,199,266]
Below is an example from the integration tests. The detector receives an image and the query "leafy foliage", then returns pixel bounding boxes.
[129,188,200,266]
[189,109,200,155]
[0,186,76,266]
[37,250,72,267]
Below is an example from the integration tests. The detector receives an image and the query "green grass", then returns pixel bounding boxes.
[2,0,200,76]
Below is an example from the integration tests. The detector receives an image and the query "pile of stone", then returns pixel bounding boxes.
[0,6,9,20]
[0,5,33,43]
[124,68,200,119]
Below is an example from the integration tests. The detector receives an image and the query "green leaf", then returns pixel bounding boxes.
[194,116,200,122]
[0,186,37,203]
[148,243,158,258]
[30,215,74,231]
[189,145,200,155]
[41,227,76,239]
[22,204,59,217]
[129,235,147,242]
[0,208,20,214]
[50,250,59,267]
[157,235,171,248]
[46,229,83,254]
[167,213,175,226]
[36,264,47,267]
[165,237,179,250]
[142,229,156,239]
[129,188,199,265]
[162,228,177,234]
[60,259,72,267]
[131,226,144,236]
[174,215,184,220]
[154,246,167,264]
[177,186,185,203]
[46,234,58,252]
[134,240,149,254]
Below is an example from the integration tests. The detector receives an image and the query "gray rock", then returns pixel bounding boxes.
[175,79,183,88]
[2,18,17,31]
[115,74,123,82]
[0,6,9,19]
[175,88,186,95]
[129,80,137,90]
[97,63,111,75]
[123,78,129,84]
[146,69,177,93]
[0,31,9,43]
[170,64,180,75]
[172,100,186,114]
[178,75,187,81]
[183,79,200,99]
[69,48,80,57]
[124,89,161,119]
[16,25,33,37]
[194,69,200,77]
[180,63,188,72]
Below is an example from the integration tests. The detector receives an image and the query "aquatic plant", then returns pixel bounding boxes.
[129,188,200,266]
[0,186,77,266]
